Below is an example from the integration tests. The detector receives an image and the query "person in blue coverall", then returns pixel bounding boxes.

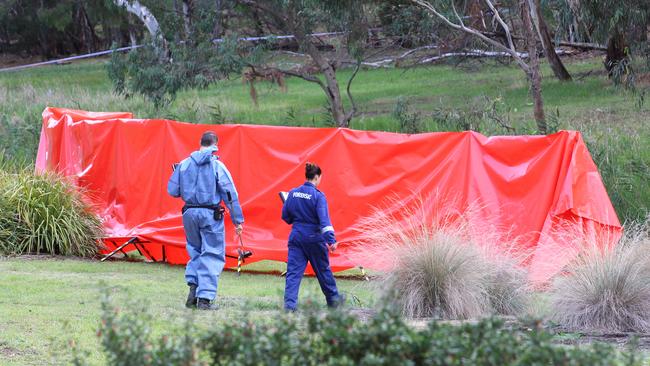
[282,162,345,311]
[167,131,244,310]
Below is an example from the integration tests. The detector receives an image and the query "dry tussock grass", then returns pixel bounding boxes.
[350,196,530,319]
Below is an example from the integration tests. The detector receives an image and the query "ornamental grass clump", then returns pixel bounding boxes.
[351,198,530,319]
[0,169,103,257]
[550,219,650,333]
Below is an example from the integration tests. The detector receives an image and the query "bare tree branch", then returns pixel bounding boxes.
[411,0,530,73]
[557,40,606,50]
[484,0,515,51]
[113,0,165,45]
[413,0,548,133]
[451,2,465,26]
[272,67,326,90]
[345,61,362,122]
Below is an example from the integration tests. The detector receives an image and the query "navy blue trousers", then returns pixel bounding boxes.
[284,240,340,310]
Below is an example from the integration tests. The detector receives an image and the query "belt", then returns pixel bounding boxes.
[182,204,220,214]
[182,204,225,220]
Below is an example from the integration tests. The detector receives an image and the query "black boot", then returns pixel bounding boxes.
[185,283,197,308]
[328,293,347,309]
[197,298,218,311]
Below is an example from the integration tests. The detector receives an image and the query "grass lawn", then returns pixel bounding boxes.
[0,257,375,365]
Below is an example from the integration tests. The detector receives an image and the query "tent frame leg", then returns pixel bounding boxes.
[100,237,138,262]
[133,241,156,262]
[109,239,130,258]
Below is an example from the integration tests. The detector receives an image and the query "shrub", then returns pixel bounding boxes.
[0,169,103,257]
[392,97,424,134]
[550,220,650,333]
[429,96,529,135]
[91,291,639,366]
[96,291,201,366]
[351,199,529,319]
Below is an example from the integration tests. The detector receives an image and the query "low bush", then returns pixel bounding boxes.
[96,291,201,366]
[0,169,103,257]
[88,291,639,366]
[550,220,650,333]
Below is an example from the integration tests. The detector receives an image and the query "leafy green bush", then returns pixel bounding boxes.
[96,291,201,366]
[107,34,246,108]
[0,169,103,256]
[91,292,639,366]
[392,96,424,134]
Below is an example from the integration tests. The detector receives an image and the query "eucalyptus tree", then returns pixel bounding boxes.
[412,0,550,133]
[107,0,370,127]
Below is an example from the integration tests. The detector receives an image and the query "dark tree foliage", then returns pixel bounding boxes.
[553,0,649,76]
[0,0,136,60]
[376,0,437,48]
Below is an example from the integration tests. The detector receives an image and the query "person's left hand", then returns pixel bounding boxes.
[235,224,243,236]
[328,242,338,253]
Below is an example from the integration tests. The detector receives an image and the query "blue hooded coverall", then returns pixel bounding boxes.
[282,182,341,310]
[167,146,244,301]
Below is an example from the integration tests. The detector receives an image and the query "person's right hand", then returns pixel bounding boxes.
[328,242,338,253]
[235,224,243,236]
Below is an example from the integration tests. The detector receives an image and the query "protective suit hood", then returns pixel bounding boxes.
[190,146,218,165]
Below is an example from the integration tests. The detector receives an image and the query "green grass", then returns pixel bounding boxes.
[0,257,375,365]
[0,57,640,129]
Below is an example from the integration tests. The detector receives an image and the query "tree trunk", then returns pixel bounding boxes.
[457,0,486,50]
[321,66,348,127]
[112,0,167,52]
[182,0,194,40]
[605,32,627,77]
[522,0,547,134]
[467,0,485,30]
[302,45,348,126]
[128,14,138,47]
[213,0,223,38]
[250,7,267,39]
[289,10,350,127]
[77,1,98,53]
[533,0,572,81]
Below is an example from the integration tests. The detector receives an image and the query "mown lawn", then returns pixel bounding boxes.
[0,257,375,365]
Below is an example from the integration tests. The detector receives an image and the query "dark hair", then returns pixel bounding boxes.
[305,162,322,180]
[201,131,218,147]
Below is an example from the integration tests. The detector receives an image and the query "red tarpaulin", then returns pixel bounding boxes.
[36,107,621,283]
